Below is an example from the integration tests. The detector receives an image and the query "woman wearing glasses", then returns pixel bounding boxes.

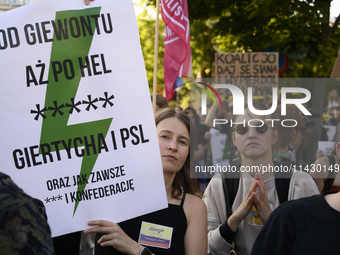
[203,100,319,255]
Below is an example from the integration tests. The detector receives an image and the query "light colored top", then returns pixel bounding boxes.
[203,171,320,255]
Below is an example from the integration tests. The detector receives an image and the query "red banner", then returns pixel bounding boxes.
[161,0,192,101]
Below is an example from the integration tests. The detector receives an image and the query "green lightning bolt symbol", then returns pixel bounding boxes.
[40,7,112,215]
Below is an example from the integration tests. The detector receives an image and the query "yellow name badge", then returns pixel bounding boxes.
[138,221,173,249]
[248,206,264,226]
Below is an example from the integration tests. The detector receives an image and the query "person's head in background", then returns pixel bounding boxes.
[150,93,168,111]
[231,100,278,173]
[184,106,201,126]
[329,89,339,102]
[327,90,340,117]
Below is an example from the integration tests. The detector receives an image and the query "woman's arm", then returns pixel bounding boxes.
[203,175,257,254]
[183,194,208,255]
[204,104,219,128]
[85,220,144,255]
[203,177,234,254]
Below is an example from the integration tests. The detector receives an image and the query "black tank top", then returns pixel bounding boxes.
[94,193,187,255]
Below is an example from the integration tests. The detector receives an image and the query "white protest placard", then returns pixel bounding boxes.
[323,125,336,141]
[0,0,167,237]
[318,141,335,155]
[209,128,229,169]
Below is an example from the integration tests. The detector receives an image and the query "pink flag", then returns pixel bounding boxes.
[161,0,192,101]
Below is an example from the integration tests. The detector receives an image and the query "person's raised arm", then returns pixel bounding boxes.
[203,175,257,254]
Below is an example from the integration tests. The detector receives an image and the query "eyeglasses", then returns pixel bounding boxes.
[235,122,269,135]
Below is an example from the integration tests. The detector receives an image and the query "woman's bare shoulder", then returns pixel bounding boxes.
[183,194,207,216]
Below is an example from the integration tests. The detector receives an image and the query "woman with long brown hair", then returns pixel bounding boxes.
[85,107,207,255]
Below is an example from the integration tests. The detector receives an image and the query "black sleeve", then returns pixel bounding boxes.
[250,204,291,255]
[219,221,236,244]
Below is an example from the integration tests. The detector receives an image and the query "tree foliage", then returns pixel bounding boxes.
[141,0,340,109]
[147,0,340,78]
[136,1,164,92]
[143,0,340,165]
[190,0,340,77]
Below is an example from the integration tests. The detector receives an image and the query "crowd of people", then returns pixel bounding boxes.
[3,87,340,254]
[1,1,340,255]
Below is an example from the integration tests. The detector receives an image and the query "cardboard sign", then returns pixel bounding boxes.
[0,0,167,237]
[215,52,278,96]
